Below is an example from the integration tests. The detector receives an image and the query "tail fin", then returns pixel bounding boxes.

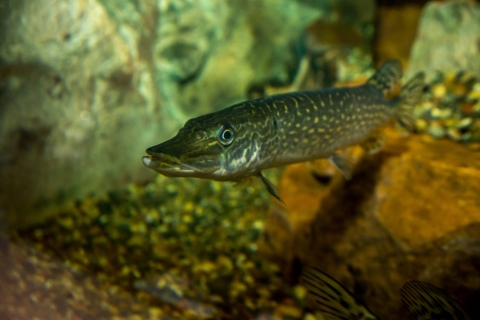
[366,60,403,97]
[395,72,425,131]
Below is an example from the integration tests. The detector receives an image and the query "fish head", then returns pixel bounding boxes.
[142,108,277,180]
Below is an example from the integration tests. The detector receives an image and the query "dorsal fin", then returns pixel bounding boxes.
[401,280,471,320]
[366,60,403,97]
[301,266,379,320]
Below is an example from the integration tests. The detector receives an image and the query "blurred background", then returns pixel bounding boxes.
[1,0,479,319]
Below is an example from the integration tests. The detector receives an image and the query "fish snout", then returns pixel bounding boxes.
[142,156,154,168]
[145,144,164,156]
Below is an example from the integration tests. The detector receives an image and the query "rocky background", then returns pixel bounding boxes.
[1,0,480,319]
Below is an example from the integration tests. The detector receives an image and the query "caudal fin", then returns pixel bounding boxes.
[401,280,471,320]
[366,60,403,97]
[395,72,425,131]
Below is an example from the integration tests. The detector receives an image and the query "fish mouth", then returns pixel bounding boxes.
[142,153,177,166]
[143,142,222,177]
[142,153,196,176]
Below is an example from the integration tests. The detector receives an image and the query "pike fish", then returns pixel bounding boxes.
[142,60,424,202]
[301,265,472,320]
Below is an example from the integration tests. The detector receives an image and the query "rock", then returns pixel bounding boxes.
[303,0,377,85]
[375,3,424,67]
[1,0,375,229]
[406,1,480,82]
[0,0,161,229]
[259,127,480,319]
[155,0,324,121]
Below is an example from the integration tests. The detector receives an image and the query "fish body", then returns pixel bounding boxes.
[143,60,424,200]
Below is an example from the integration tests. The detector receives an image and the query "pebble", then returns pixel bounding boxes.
[456,117,472,129]
[468,83,480,100]
[472,102,480,116]
[461,132,473,142]
[447,128,461,141]
[276,305,303,318]
[58,216,74,229]
[293,285,307,301]
[432,83,447,98]
[413,102,432,118]
[144,210,159,226]
[415,118,428,132]
[430,107,452,120]
[303,313,318,320]
[428,123,446,139]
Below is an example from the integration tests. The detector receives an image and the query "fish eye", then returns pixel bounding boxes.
[217,125,235,146]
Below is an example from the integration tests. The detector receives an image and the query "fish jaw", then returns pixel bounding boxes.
[142,138,224,179]
[141,154,197,177]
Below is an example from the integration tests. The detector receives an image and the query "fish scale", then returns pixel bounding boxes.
[142,60,425,202]
[259,86,394,168]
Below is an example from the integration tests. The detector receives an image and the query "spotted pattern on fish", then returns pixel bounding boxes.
[142,60,425,201]
[259,85,395,167]
[401,280,471,320]
[366,59,403,96]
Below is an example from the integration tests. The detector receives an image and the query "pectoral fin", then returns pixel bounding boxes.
[328,154,354,180]
[257,172,284,204]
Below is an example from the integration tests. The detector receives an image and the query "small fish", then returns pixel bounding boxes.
[143,60,424,202]
[301,265,473,320]
[300,265,379,320]
[401,280,471,320]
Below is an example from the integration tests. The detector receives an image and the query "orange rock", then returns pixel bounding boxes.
[375,4,423,67]
[376,132,480,248]
[259,126,480,319]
